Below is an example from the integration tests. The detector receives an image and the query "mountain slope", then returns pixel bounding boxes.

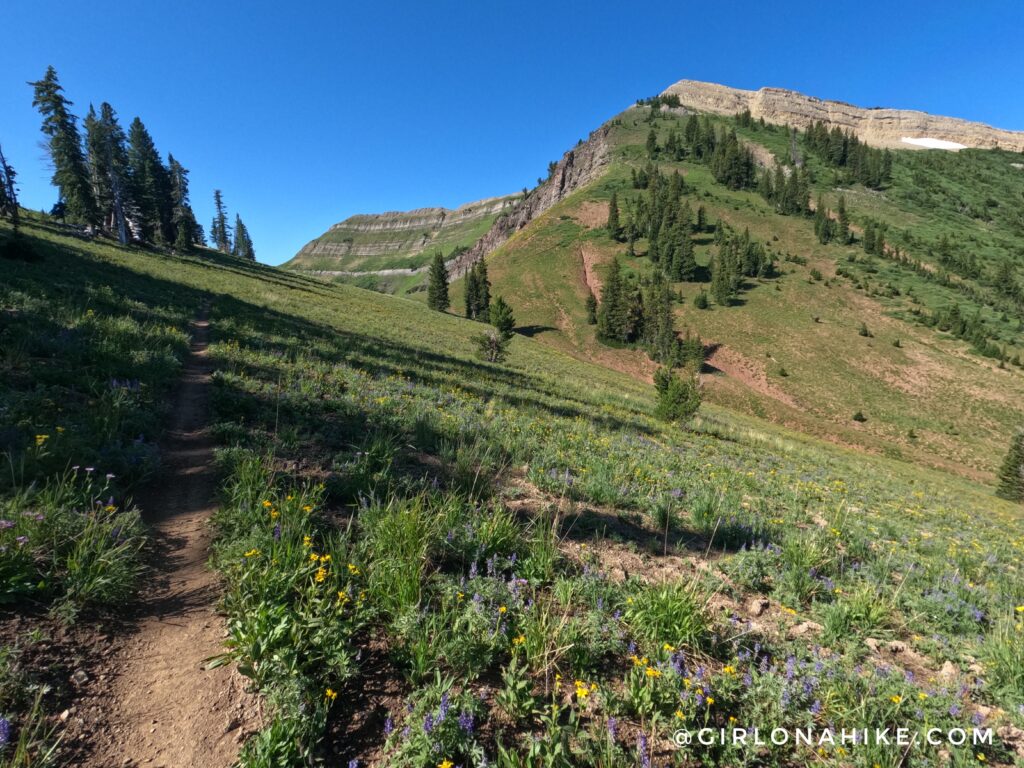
[421,93,1024,481]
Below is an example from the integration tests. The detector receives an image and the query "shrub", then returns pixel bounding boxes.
[474,329,510,363]
[653,367,701,422]
[852,410,867,422]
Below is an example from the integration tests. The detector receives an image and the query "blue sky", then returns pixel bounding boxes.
[2,1,1023,265]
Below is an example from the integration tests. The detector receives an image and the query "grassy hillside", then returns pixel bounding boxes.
[2,217,1023,766]
[452,107,1024,480]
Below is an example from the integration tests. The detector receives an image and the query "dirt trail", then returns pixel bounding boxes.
[84,304,258,768]
[579,243,604,298]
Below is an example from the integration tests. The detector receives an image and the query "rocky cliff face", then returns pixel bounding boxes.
[445,123,612,277]
[661,80,1024,152]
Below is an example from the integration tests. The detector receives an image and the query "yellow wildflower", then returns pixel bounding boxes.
[890,695,902,704]
[261,500,272,508]
[498,605,507,614]
[645,666,661,678]
[310,552,320,562]
[319,554,331,563]
[706,696,715,706]
[303,535,312,548]
[244,548,260,558]
[34,434,49,447]
[347,563,359,574]
[438,761,454,768]
[315,566,327,583]
[324,688,337,702]
[269,509,279,519]
[512,635,525,645]
[302,505,313,512]
[663,643,675,652]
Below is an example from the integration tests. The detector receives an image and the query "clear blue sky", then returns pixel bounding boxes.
[3,1,1023,265]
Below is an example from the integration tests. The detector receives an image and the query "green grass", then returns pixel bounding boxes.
[464,107,1024,479]
[3,213,1024,766]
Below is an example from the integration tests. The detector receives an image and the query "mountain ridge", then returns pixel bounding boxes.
[661,79,1024,151]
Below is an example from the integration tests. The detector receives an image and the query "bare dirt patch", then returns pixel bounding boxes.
[578,243,604,298]
[572,200,609,230]
[704,343,800,409]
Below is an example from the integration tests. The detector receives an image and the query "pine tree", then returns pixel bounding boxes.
[210,190,231,253]
[710,254,732,306]
[475,260,491,316]
[168,155,198,251]
[646,128,658,158]
[232,215,255,260]
[464,265,480,318]
[489,296,516,340]
[427,252,449,311]
[84,103,132,243]
[127,118,172,242]
[597,257,625,341]
[837,194,851,245]
[996,430,1024,502]
[0,144,20,233]
[29,66,98,226]
[585,292,598,324]
[607,191,621,240]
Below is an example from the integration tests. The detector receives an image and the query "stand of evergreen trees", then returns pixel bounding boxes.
[803,121,892,189]
[25,66,252,257]
[595,258,703,367]
[624,164,704,281]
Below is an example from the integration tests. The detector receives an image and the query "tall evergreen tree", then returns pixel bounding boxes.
[646,128,658,158]
[0,144,20,233]
[210,189,231,253]
[232,214,255,260]
[127,118,173,243]
[996,430,1024,502]
[837,194,851,245]
[168,155,198,251]
[474,259,491,316]
[85,103,132,243]
[427,252,450,312]
[607,191,621,240]
[29,66,98,225]
[464,264,480,318]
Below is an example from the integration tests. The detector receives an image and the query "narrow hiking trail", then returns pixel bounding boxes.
[81,304,259,768]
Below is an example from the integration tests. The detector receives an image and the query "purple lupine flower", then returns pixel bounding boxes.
[810,700,822,715]
[607,716,617,740]
[15,536,28,546]
[458,711,474,734]
[670,488,683,499]
[0,520,13,529]
[423,714,435,733]
[0,717,9,747]
[383,716,393,736]
[439,694,450,720]
[637,732,650,768]
[348,761,359,768]
[272,524,281,541]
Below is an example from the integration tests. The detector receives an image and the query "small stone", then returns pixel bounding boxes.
[938,660,958,682]
[71,669,89,686]
[787,620,823,638]
[59,709,71,722]
[886,641,906,655]
[747,597,770,617]
[865,638,882,651]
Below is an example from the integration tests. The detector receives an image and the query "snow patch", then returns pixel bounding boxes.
[901,136,966,150]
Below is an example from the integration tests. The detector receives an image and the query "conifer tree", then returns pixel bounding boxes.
[489,296,516,339]
[210,189,231,253]
[464,265,480,319]
[168,155,198,251]
[837,194,851,245]
[607,191,621,240]
[646,128,658,158]
[585,291,598,324]
[29,66,98,226]
[232,214,255,260]
[85,103,132,243]
[996,430,1024,502]
[127,118,172,242]
[0,144,20,233]
[596,257,625,341]
[475,260,491,316]
[427,252,450,311]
